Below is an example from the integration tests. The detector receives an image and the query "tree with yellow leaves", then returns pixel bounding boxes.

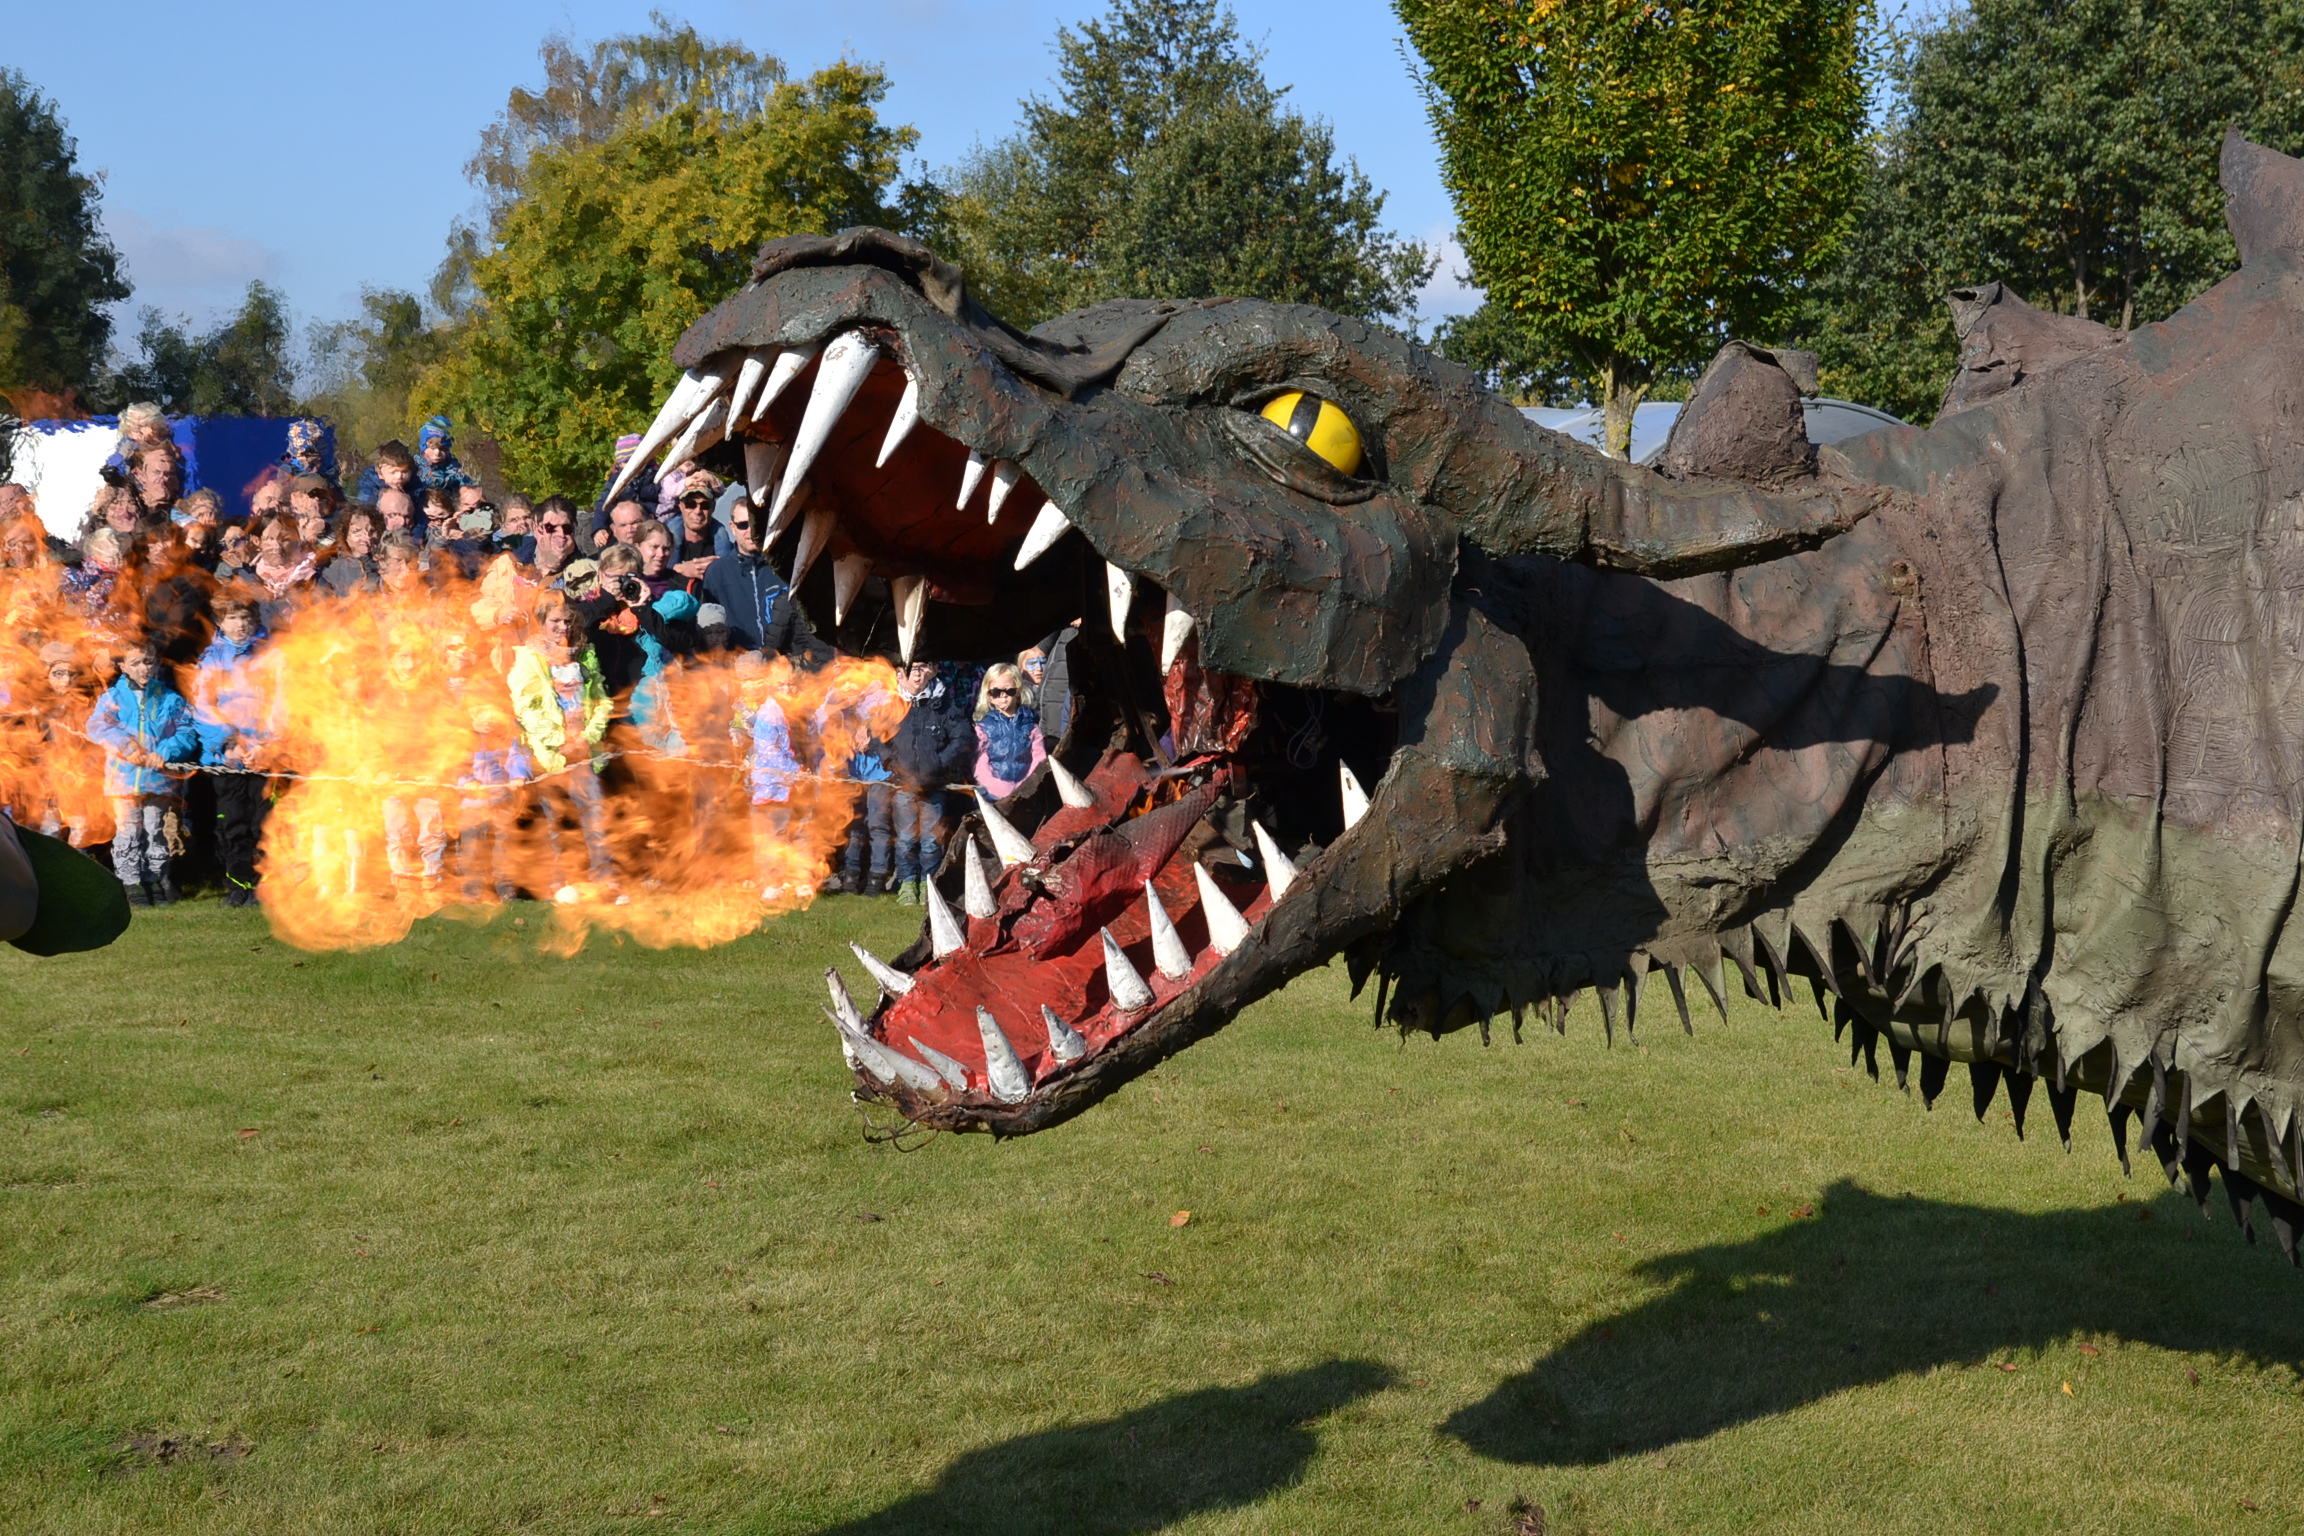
[420,22,931,495]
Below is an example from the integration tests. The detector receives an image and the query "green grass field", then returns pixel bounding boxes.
[3,895,2301,1534]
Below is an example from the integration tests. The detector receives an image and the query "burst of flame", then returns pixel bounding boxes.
[0,526,906,953]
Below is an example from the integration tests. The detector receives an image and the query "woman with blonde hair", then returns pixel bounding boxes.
[972,660,1044,800]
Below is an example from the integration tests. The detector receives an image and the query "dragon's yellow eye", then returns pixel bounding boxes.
[1260,391,1365,476]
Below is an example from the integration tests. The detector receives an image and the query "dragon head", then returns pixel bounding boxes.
[657,228,1887,1135]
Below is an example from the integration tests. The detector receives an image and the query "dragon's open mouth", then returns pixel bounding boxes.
[647,307,1405,1133]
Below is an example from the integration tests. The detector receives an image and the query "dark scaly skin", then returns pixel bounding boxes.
[673,137,2304,1257]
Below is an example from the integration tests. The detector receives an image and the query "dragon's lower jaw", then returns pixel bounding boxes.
[834,672,1396,1136]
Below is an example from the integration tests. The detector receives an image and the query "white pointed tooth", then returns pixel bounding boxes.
[891,573,928,664]
[1160,592,1194,673]
[787,506,834,589]
[1107,563,1135,643]
[725,347,771,430]
[611,374,701,500]
[985,460,1022,523]
[834,1011,940,1093]
[826,967,867,1032]
[956,451,989,509]
[1048,756,1095,810]
[1252,823,1297,902]
[832,552,873,625]
[963,837,998,919]
[663,392,729,469]
[828,1008,887,1080]
[975,791,1037,867]
[759,341,818,410]
[885,1044,946,1093]
[744,439,786,507]
[875,373,921,467]
[1193,864,1251,957]
[1340,763,1370,830]
[762,471,809,538]
[1102,928,1155,1012]
[1012,499,1072,571]
[924,873,966,959]
[773,331,878,521]
[1042,1005,1089,1064]
[849,941,915,998]
[975,1007,1032,1101]
[909,1036,969,1090]
[1145,881,1193,979]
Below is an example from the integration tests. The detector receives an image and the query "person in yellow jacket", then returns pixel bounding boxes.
[506,591,615,899]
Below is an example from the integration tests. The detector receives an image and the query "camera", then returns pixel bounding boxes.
[612,574,647,604]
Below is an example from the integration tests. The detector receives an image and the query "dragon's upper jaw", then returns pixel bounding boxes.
[660,247,1470,1131]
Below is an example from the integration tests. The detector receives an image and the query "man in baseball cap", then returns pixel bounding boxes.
[0,813,132,956]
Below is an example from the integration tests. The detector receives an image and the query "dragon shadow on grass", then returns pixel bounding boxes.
[809,1360,1391,1536]
[1444,1179,2304,1467]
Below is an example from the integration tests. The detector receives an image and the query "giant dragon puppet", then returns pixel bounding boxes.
[634,129,2304,1261]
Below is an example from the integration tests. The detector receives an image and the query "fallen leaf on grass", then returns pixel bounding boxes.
[2062,1381,2074,1395]
[1145,1271,1173,1286]
[140,1286,224,1311]
[356,1324,381,1335]
[702,1181,721,1189]
[1792,1205,1813,1218]
[2077,1343,2100,1356]
[2241,1498,2261,1511]
[2188,1368,2202,1384]
[856,1211,884,1223]
[1757,1205,1769,1215]
[291,962,305,970]
[1170,1210,1191,1228]
[235,1128,258,1139]
[1995,1363,2019,1373]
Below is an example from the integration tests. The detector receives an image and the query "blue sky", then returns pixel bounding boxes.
[10,1,1479,344]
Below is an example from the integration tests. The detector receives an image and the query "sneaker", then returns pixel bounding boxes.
[895,878,921,906]
[860,872,889,898]
[124,879,152,909]
[819,871,850,896]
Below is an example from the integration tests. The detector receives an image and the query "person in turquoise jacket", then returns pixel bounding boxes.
[85,644,199,907]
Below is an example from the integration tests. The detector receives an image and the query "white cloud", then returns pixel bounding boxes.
[104,208,282,322]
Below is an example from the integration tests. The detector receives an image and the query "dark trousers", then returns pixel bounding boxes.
[212,771,269,892]
[842,781,894,880]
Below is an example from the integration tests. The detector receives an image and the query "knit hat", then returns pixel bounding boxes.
[652,589,700,624]
[613,433,644,469]
[419,415,453,450]
[696,603,728,629]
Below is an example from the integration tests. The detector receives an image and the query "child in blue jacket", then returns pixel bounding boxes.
[87,644,199,906]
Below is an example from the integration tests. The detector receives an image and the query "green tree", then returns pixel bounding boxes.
[1427,299,1584,405]
[107,281,297,417]
[304,288,454,467]
[948,0,1430,328]
[1398,0,1872,456]
[0,70,130,404]
[419,48,929,495]
[1789,0,2304,423]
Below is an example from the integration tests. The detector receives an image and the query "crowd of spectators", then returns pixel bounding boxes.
[0,408,1074,915]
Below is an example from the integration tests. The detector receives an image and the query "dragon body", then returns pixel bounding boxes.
[653,132,2304,1258]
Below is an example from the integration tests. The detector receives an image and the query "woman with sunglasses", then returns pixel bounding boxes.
[972,661,1045,800]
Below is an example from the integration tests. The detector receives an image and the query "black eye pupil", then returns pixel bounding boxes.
[1286,392,1325,444]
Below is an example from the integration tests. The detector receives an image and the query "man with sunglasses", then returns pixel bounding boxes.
[671,479,722,581]
[526,499,582,585]
[700,496,829,663]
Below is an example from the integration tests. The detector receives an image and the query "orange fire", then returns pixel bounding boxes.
[0,523,905,953]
